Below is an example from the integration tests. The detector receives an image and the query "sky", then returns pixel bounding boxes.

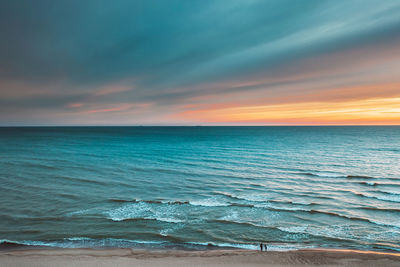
[1,0,400,125]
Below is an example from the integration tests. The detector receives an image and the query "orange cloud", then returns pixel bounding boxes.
[171,37,400,126]
[85,104,132,114]
[176,95,400,125]
[68,103,84,108]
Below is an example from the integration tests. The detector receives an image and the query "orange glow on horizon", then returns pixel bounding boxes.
[177,96,400,125]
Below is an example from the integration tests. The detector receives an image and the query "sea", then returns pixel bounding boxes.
[0,126,399,252]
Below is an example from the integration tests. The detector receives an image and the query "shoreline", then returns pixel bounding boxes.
[1,247,399,266]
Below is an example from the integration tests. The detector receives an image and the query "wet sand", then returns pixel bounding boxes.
[1,248,399,266]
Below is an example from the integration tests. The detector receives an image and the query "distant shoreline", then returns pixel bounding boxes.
[1,248,399,266]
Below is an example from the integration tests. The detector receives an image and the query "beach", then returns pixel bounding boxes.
[1,248,399,267]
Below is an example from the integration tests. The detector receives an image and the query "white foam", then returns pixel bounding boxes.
[106,202,184,223]
[189,198,230,207]
[156,217,184,223]
[185,241,314,251]
[107,202,150,221]
[278,226,308,234]
[310,172,344,178]
[65,237,92,241]
[66,208,98,216]
[220,210,239,221]
[257,204,310,212]
[186,241,258,250]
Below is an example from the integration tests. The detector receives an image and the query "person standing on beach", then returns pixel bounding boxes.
[264,244,267,251]
[260,243,263,251]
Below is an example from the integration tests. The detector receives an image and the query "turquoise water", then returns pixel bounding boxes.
[0,126,399,251]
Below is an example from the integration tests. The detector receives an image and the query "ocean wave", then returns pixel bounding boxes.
[65,237,92,241]
[4,237,399,252]
[159,223,185,237]
[369,147,400,153]
[268,199,317,206]
[214,191,319,208]
[216,205,400,229]
[229,203,255,208]
[0,240,31,249]
[368,219,400,228]
[0,239,315,252]
[370,182,400,187]
[211,219,264,228]
[108,198,139,203]
[185,241,317,251]
[111,216,185,224]
[110,196,315,211]
[214,192,268,203]
[349,176,399,181]
[277,226,308,234]
[360,207,400,212]
[188,199,230,207]
[213,191,244,201]
[347,175,374,179]
[375,190,400,196]
[0,238,171,249]
[307,210,374,223]
[313,210,400,228]
[259,205,311,212]
[301,172,344,178]
[108,198,189,205]
[299,172,384,180]
[0,239,72,249]
[358,181,377,186]
[276,208,400,229]
[157,217,185,223]
[64,195,400,231]
[66,207,105,217]
[109,197,231,208]
[355,192,400,203]
[276,226,364,244]
[247,182,267,188]
[109,217,175,223]
[106,202,185,223]
[185,241,257,250]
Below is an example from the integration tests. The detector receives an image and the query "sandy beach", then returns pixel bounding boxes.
[1,248,399,267]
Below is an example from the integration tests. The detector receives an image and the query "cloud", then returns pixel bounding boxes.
[0,0,400,124]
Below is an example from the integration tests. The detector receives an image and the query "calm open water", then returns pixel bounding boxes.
[0,126,399,251]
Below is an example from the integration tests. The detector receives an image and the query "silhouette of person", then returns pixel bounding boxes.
[264,244,267,251]
[260,243,263,251]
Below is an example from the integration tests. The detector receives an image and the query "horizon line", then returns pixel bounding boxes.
[1,124,400,127]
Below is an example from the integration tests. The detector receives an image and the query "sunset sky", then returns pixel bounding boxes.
[1,0,400,125]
